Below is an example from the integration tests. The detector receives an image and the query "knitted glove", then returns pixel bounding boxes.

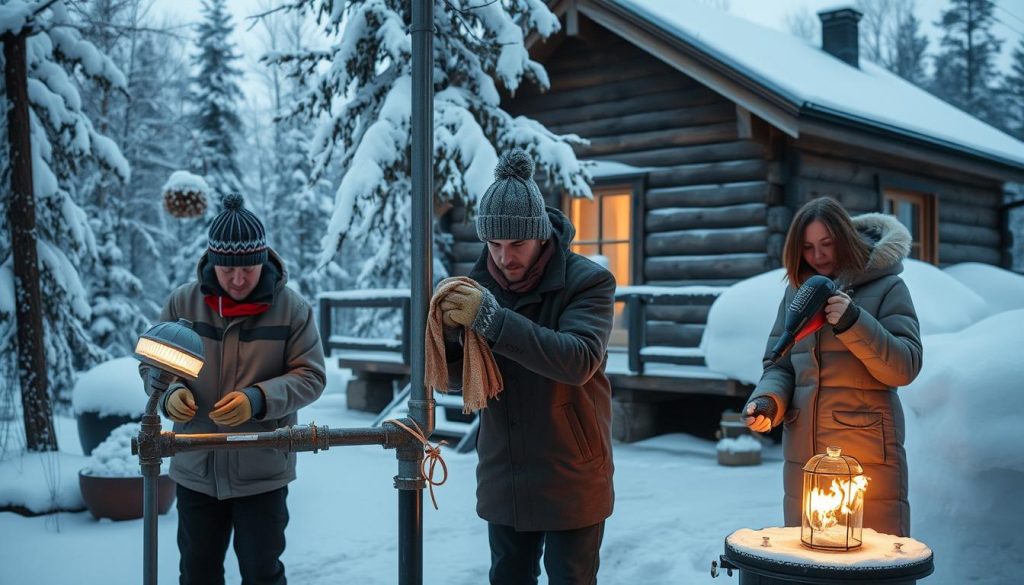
[832,303,860,334]
[470,287,503,342]
[743,396,778,433]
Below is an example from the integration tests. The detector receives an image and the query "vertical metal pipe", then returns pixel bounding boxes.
[140,411,162,585]
[399,1,433,584]
[398,488,424,585]
[409,0,433,422]
[142,466,159,585]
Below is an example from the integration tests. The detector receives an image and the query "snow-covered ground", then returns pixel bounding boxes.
[2,261,1022,584]
[1,370,784,585]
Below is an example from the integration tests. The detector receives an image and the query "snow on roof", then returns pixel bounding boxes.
[587,159,654,178]
[614,0,1024,168]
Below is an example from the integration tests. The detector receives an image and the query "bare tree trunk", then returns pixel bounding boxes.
[3,32,56,452]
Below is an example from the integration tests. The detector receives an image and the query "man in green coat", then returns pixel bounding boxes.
[144,194,325,585]
[438,149,616,585]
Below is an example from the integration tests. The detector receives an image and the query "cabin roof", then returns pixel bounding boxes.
[564,0,1024,174]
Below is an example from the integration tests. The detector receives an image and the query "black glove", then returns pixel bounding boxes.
[743,397,778,433]
[832,303,860,334]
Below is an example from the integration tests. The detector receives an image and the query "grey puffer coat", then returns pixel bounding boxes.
[748,213,923,536]
[448,208,616,531]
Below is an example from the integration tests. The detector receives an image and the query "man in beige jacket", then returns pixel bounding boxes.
[146,193,325,585]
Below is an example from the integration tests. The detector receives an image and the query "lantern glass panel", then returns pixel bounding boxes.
[801,446,867,551]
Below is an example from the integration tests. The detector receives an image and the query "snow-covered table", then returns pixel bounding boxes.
[716,527,934,584]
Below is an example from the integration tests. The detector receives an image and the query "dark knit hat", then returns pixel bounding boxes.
[207,194,268,266]
[476,149,552,242]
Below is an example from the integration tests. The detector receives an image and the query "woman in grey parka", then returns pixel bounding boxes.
[743,197,923,537]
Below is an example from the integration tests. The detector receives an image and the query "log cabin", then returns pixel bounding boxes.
[436,1,1024,440]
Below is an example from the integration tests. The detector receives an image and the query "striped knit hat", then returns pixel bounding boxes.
[207,194,268,266]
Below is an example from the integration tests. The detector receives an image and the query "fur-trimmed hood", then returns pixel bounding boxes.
[841,213,913,286]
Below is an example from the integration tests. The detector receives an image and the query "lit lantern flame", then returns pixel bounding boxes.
[806,475,869,532]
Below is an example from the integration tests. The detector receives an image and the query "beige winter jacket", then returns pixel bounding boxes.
[748,213,923,536]
[156,249,326,499]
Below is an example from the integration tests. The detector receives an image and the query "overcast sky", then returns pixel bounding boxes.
[156,0,1024,114]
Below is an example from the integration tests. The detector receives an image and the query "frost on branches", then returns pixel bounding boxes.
[275,0,591,297]
[0,0,127,409]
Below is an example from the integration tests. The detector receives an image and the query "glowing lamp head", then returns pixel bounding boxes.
[801,446,868,551]
[134,319,205,380]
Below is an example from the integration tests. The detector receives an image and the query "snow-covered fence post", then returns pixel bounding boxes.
[2,23,55,452]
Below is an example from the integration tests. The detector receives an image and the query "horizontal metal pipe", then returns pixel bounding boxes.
[163,424,392,456]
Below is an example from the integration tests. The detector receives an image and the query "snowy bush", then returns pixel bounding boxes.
[81,422,167,478]
[72,357,148,417]
[716,435,763,454]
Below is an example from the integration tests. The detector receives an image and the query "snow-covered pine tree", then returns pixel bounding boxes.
[856,0,928,86]
[0,1,126,413]
[190,0,244,200]
[277,0,591,301]
[72,0,179,355]
[117,30,192,299]
[932,0,1004,127]
[164,0,246,288]
[253,8,342,301]
[887,1,928,86]
[1002,38,1024,140]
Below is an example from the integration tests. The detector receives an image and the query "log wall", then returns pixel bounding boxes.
[443,15,1009,378]
[790,146,1006,266]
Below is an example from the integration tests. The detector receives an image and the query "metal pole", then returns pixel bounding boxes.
[137,386,166,585]
[141,413,161,585]
[400,1,434,584]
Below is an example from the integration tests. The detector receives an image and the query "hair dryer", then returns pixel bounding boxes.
[763,275,837,367]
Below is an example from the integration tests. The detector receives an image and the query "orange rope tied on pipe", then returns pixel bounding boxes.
[386,419,449,510]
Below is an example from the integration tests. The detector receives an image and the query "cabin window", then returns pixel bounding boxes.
[565,186,633,345]
[883,189,937,264]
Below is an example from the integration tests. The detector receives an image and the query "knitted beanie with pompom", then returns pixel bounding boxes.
[475,148,552,242]
[207,194,268,266]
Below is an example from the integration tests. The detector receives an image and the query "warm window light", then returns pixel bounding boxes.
[134,319,205,380]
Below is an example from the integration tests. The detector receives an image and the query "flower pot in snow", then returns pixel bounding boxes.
[79,471,176,521]
[73,357,150,455]
[80,422,174,521]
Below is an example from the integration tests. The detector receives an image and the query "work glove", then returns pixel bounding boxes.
[210,391,253,427]
[440,283,485,327]
[165,385,197,423]
[743,397,778,433]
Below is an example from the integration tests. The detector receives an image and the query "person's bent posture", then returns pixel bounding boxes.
[436,149,616,585]
[142,194,325,585]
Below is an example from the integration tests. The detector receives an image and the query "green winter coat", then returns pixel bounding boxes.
[449,208,616,531]
[156,249,326,499]
[748,213,923,536]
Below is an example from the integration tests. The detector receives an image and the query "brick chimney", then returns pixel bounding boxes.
[818,7,862,68]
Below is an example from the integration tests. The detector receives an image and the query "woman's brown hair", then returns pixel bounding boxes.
[782,197,870,288]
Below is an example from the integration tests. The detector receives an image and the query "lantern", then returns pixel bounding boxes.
[801,446,868,551]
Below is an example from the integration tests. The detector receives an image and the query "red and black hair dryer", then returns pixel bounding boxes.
[763,275,837,367]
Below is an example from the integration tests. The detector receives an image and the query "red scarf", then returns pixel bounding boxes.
[486,242,556,294]
[204,295,271,318]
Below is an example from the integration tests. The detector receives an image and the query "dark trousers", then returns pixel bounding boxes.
[176,484,289,585]
[488,521,605,585]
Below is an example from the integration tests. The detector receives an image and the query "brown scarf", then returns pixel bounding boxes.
[424,277,504,413]
[486,241,556,294]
